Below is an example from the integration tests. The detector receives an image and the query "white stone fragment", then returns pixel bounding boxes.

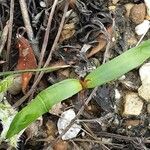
[138,63,150,102]
[57,109,81,140]
[138,85,150,102]
[118,75,126,81]
[147,104,150,114]
[40,1,46,8]
[139,63,150,84]
[144,0,150,16]
[115,89,121,100]
[123,92,143,116]
[135,20,150,35]
[124,3,134,18]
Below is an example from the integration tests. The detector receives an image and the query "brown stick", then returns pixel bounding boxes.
[0,22,9,55]
[5,0,14,71]
[19,0,39,57]
[36,0,59,72]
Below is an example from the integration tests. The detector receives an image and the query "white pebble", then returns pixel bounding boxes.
[135,20,150,35]
[57,109,81,140]
[147,104,150,114]
[139,62,150,84]
[115,89,121,100]
[123,92,143,116]
[118,75,126,81]
[40,1,46,8]
[138,85,150,102]
[144,0,150,16]
[138,63,150,102]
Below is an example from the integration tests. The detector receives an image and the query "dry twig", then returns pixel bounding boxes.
[4,0,14,70]
[19,0,39,57]
[0,22,9,55]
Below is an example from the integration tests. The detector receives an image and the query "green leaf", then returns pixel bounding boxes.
[85,39,150,88]
[6,79,82,138]
[0,65,70,77]
[0,75,14,93]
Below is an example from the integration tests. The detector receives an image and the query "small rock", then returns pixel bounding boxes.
[109,5,116,12]
[115,89,121,100]
[40,1,46,7]
[135,20,150,35]
[118,75,126,81]
[130,3,146,24]
[139,62,150,84]
[144,0,150,16]
[124,3,134,18]
[138,63,150,102]
[57,109,81,140]
[147,104,150,113]
[123,92,143,116]
[138,85,150,102]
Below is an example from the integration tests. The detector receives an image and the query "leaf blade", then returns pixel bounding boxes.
[85,40,150,88]
[6,79,82,138]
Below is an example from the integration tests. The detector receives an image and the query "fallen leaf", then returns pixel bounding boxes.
[16,34,37,93]
[87,26,113,58]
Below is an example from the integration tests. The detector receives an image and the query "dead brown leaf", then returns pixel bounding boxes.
[87,27,113,58]
[16,34,37,93]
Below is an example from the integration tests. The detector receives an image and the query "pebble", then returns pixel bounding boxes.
[139,62,150,84]
[135,20,150,35]
[138,85,150,102]
[130,3,146,24]
[147,104,150,113]
[124,3,134,18]
[57,109,81,140]
[144,0,150,16]
[123,92,143,116]
[115,89,121,100]
[138,63,150,102]
[40,1,46,8]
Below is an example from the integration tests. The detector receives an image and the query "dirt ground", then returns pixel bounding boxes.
[0,0,150,149]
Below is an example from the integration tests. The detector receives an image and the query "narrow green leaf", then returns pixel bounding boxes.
[6,79,82,138]
[0,65,70,77]
[85,40,150,88]
[0,75,14,93]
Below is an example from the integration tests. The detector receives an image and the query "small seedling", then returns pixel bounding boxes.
[2,39,150,139]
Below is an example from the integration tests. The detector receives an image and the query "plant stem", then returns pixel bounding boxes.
[0,65,70,77]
